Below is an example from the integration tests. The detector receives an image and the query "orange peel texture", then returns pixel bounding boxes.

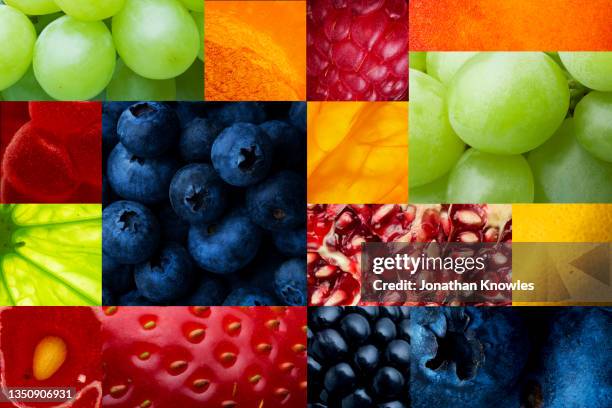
[204,0,306,101]
[513,204,612,242]
[308,102,408,203]
[409,0,612,51]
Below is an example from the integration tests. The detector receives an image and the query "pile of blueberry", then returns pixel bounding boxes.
[308,306,611,408]
[102,102,307,306]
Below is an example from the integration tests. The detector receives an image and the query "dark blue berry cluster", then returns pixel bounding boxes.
[308,306,611,408]
[102,102,307,306]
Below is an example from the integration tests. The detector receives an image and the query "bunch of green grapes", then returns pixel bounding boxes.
[0,0,203,101]
[409,51,612,204]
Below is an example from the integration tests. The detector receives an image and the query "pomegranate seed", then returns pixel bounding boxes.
[457,231,480,243]
[335,211,356,233]
[371,204,397,226]
[315,265,338,278]
[324,290,347,306]
[455,209,484,227]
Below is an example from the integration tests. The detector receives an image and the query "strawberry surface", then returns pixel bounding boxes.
[99,306,307,407]
[307,0,408,101]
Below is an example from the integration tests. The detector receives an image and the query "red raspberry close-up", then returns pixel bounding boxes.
[307,0,408,101]
[0,102,101,203]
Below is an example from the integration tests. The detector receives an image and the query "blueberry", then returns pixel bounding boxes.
[259,120,304,169]
[246,171,305,231]
[339,313,371,345]
[107,143,179,204]
[184,275,228,305]
[169,164,228,224]
[102,102,130,155]
[174,102,206,128]
[117,102,180,158]
[310,307,343,329]
[274,258,306,306]
[312,329,348,363]
[536,307,612,408]
[272,227,306,257]
[158,204,189,243]
[341,388,373,408]
[134,243,195,303]
[324,362,356,394]
[289,102,306,133]
[222,287,277,306]
[119,290,155,306]
[179,117,222,162]
[372,367,404,398]
[103,201,160,264]
[410,307,529,408]
[102,174,111,207]
[188,209,262,274]
[102,251,133,295]
[384,339,410,369]
[353,344,380,373]
[211,123,273,186]
[373,317,397,344]
[214,102,266,127]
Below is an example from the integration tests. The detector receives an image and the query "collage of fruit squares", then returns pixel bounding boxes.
[0,0,611,407]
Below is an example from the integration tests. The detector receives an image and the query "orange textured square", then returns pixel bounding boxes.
[204,0,306,101]
[308,102,408,203]
[410,0,612,51]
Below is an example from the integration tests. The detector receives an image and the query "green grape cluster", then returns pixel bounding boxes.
[409,51,612,204]
[0,0,203,101]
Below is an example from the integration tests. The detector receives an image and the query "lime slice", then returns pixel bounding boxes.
[0,204,101,305]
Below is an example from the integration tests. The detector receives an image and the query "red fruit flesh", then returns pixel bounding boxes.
[307,0,408,101]
[0,307,102,408]
[2,122,78,201]
[307,204,513,306]
[99,306,307,408]
[0,102,102,203]
[28,102,101,139]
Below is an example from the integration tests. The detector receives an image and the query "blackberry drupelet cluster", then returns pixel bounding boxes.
[102,101,307,306]
[308,306,411,408]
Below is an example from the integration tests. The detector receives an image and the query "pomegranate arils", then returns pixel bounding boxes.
[307,204,513,306]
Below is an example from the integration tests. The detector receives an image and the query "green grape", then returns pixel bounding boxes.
[409,172,449,203]
[106,59,176,101]
[574,91,612,162]
[176,59,203,100]
[30,11,61,34]
[425,52,478,85]
[448,52,570,155]
[409,52,426,71]
[447,148,534,203]
[559,52,612,92]
[409,68,465,187]
[528,119,612,202]
[180,0,202,12]
[192,11,203,61]
[4,0,59,15]
[54,0,126,21]
[112,0,199,80]
[0,5,36,91]
[33,16,116,100]
[1,65,53,100]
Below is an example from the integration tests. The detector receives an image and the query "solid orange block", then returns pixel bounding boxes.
[410,0,612,51]
[204,0,306,101]
[308,102,408,204]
